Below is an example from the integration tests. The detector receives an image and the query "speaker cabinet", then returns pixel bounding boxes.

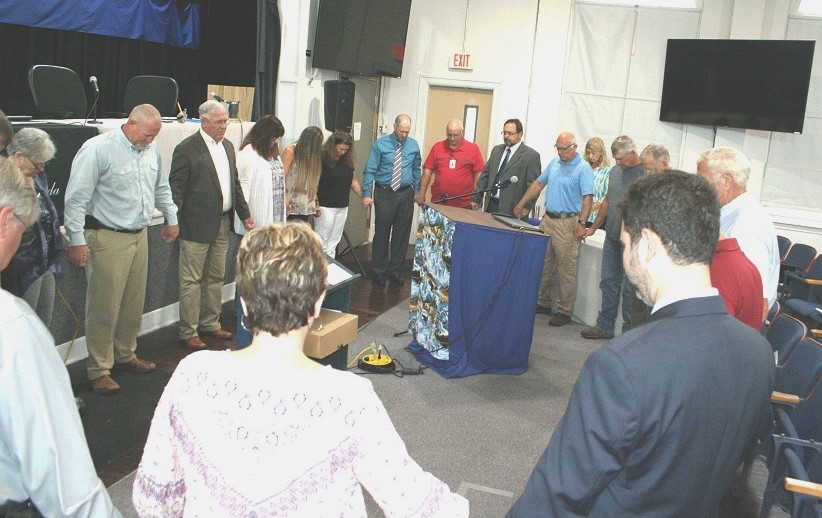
[323,80,355,132]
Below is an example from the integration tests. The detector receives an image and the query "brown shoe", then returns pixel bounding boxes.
[182,336,207,350]
[91,375,120,395]
[119,357,156,374]
[204,328,233,340]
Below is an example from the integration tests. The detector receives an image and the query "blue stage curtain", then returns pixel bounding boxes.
[0,0,200,50]
[409,206,548,378]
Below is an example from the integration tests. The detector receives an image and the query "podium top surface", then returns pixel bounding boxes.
[424,203,542,234]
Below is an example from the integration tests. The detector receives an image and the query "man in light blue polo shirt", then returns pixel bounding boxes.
[514,131,593,326]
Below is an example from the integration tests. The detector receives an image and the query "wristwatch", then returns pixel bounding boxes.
[577,219,585,225]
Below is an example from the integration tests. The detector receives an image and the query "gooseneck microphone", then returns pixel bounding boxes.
[84,75,102,125]
[499,175,519,188]
[210,91,225,103]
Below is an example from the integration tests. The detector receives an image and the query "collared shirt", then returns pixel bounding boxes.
[720,191,779,307]
[64,128,178,247]
[199,128,232,212]
[423,138,485,208]
[652,287,719,314]
[0,290,122,517]
[537,152,594,213]
[362,133,421,198]
[493,141,521,199]
[604,163,645,240]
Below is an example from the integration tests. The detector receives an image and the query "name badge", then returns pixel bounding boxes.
[449,159,456,169]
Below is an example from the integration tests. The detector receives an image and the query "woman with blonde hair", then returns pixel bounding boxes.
[315,130,362,256]
[282,126,324,226]
[584,137,612,227]
[134,223,468,517]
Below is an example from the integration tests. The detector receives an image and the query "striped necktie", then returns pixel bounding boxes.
[391,142,402,191]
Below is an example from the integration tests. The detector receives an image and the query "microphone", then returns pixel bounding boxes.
[89,76,99,93]
[210,91,225,103]
[499,175,519,188]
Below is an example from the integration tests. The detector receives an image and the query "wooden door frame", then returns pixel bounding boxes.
[415,76,503,158]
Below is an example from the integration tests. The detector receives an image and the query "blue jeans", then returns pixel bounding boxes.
[595,236,633,333]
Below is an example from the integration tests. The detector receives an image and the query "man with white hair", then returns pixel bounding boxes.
[0,159,121,517]
[697,147,778,316]
[417,119,485,208]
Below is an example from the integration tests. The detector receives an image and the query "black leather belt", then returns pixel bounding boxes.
[85,215,144,234]
[545,212,578,219]
[375,183,412,192]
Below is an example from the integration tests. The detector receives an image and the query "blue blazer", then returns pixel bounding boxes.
[508,296,774,517]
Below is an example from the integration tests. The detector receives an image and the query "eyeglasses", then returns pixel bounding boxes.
[501,131,520,137]
[27,157,51,172]
[554,143,577,151]
[206,118,230,127]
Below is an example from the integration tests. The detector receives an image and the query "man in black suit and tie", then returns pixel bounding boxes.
[170,100,254,350]
[471,119,541,215]
[508,170,774,516]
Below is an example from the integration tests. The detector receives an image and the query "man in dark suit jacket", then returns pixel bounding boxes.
[169,100,253,350]
[508,171,774,517]
[471,119,541,215]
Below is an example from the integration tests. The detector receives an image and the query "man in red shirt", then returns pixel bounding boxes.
[416,119,485,208]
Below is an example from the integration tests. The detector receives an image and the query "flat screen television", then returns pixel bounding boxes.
[659,39,815,133]
[312,0,411,78]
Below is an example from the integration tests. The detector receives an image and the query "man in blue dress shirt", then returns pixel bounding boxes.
[64,104,179,394]
[361,114,421,287]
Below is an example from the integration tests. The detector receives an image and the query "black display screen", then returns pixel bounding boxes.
[659,39,815,134]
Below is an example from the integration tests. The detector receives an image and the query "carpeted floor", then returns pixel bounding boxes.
[77,368,171,469]
[104,299,782,517]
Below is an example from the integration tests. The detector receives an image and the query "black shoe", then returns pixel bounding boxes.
[536,305,552,315]
[372,275,386,287]
[388,272,405,287]
[549,313,572,326]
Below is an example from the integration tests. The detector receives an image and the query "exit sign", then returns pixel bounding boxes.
[449,53,472,70]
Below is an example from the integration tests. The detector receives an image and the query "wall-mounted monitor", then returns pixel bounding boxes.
[659,39,815,134]
[312,0,411,78]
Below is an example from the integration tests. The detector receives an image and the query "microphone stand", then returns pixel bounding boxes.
[432,181,513,205]
[87,88,102,125]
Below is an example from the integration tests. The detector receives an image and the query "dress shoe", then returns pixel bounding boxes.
[549,312,572,326]
[182,336,207,350]
[388,272,405,287]
[91,375,120,395]
[371,275,386,287]
[205,328,233,340]
[580,326,614,339]
[119,357,156,373]
[536,305,552,315]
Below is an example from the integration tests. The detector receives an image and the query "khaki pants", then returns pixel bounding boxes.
[538,215,580,315]
[178,215,229,339]
[85,228,148,380]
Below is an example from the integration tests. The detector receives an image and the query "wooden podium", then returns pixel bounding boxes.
[407,204,549,377]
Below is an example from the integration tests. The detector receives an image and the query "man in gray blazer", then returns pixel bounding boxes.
[471,119,541,215]
[169,100,253,350]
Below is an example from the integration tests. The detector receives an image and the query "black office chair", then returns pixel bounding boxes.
[123,75,179,117]
[28,65,88,119]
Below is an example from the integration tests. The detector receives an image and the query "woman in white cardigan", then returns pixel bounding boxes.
[233,115,286,348]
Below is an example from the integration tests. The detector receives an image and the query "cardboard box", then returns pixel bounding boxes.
[304,309,358,363]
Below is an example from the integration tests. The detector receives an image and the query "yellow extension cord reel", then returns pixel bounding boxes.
[358,343,396,373]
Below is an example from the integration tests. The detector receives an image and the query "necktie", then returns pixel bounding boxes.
[391,142,402,191]
[493,147,511,197]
